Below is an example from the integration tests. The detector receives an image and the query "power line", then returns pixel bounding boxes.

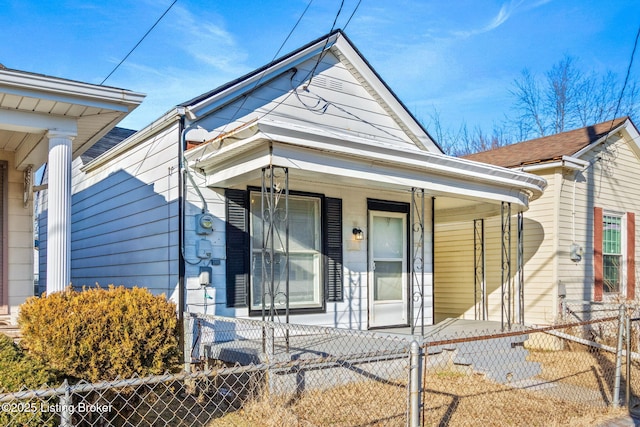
[611,25,640,124]
[101,0,178,85]
[305,0,345,88]
[220,0,315,132]
[343,0,362,30]
[202,0,363,137]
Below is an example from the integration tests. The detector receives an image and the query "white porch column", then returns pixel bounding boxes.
[46,130,75,294]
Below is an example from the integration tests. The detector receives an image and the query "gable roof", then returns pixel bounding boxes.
[180,29,442,153]
[464,117,629,168]
[86,30,444,171]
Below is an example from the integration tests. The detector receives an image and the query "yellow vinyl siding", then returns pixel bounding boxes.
[561,132,640,301]
[435,170,558,325]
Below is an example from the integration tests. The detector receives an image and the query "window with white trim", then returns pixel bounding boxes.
[603,214,623,294]
[249,192,323,310]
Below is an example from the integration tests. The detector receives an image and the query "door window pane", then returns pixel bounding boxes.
[374,261,403,301]
[372,216,403,259]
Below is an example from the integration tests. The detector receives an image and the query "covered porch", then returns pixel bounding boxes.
[0,67,143,321]
[185,118,546,332]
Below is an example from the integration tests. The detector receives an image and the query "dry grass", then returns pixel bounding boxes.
[205,333,640,426]
[211,380,407,426]
[528,342,640,406]
[421,372,623,427]
[209,371,626,426]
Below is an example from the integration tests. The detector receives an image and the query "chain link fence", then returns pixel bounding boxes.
[2,309,640,426]
[421,311,639,425]
[184,313,415,425]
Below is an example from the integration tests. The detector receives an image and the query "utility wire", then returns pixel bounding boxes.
[611,25,640,126]
[101,0,178,85]
[220,0,315,132]
[343,0,362,32]
[202,0,362,144]
[305,0,344,88]
[603,25,640,137]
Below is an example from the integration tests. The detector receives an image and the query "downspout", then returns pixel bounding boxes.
[552,167,562,321]
[177,112,186,366]
[177,109,211,319]
[432,196,436,324]
[177,110,217,368]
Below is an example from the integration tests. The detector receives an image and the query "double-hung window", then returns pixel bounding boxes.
[595,208,636,301]
[602,214,623,294]
[225,188,343,312]
[249,192,323,310]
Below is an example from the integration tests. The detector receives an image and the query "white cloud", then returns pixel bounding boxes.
[452,1,520,39]
[168,4,250,76]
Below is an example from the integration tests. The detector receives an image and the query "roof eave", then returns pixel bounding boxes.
[188,119,546,204]
[0,68,145,111]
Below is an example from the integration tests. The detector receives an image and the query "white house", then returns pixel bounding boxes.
[0,66,143,323]
[38,31,546,331]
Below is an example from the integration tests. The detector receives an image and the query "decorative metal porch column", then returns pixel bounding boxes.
[474,219,487,321]
[260,166,289,323]
[501,202,512,331]
[410,188,426,336]
[516,211,524,325]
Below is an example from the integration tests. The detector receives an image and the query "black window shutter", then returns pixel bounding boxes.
[325,197,343,302]
[225,189,249,307]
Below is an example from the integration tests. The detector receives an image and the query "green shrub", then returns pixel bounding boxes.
[0,334,59,426]
[19,285,180,383]
[0,334,58,392]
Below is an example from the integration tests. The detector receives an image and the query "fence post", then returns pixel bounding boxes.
[614,304,625,407]
[59,378,72,427]
[409,340,422,427]
[183,313,192,373]
[626,306,632,408]
[264,321,275,394]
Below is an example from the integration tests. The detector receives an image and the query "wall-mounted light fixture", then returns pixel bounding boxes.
[352,227,364,241]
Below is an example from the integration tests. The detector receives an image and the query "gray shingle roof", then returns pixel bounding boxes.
[80,127,136,163]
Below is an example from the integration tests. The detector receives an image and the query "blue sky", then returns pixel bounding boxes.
[1,0,639,137]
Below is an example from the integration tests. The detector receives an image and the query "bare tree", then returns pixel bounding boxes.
[510,68,546,137]
[509,55,638,140]
[424,108,513,156]
[546,56,582,134]
[424,55,638,156]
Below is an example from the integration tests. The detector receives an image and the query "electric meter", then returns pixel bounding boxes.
[196,213,214,235]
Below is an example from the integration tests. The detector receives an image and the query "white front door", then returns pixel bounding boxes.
[369,211,408,328]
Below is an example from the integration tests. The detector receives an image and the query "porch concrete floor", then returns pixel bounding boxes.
[201,318,527,366]
[373,318,527,341]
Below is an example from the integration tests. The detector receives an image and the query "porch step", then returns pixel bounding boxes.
[453,336,542,384]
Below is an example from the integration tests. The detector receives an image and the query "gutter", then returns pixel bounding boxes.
[0,68,145,108]
[519,156,590,173]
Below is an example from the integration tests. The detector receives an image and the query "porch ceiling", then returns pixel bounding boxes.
[186,119,547,220]
[0,68,145,170]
